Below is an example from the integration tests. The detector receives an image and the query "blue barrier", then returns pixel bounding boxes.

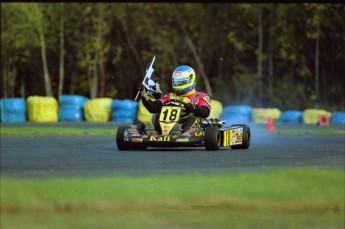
[331,112,345,124]
[58,95,89,121]
[0,98,2,122]
[279,110,303,123]
[221,105,253,124]
[111,99,138,110]
[60,95,88,107]
[111,99,138,122]
[0,98,26,122]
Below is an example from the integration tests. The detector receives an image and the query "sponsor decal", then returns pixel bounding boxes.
[173,71,182,76]
[176,138,189,142]
[235,133,242,142]
[130,134,141,137]
[149,136,170,142]
[192,94,200,99]
[131,138,143,143]
[203,96,211,106]
[223,130,231,146]
[223,129,243,146]
[195,131,203,137]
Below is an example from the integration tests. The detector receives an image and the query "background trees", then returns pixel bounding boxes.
[1,3,344,110]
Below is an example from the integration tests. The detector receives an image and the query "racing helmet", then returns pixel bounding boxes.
[172,65,196,94]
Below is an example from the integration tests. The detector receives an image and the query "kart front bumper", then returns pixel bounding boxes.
[127,134,204,147]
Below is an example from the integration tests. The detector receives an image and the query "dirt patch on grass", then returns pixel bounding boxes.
[2,199,343,214]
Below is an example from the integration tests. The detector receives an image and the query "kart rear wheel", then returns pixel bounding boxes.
[205,126,221,151]
[116,126,131,150]
[230,124,251,149]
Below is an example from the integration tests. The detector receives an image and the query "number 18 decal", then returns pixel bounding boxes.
[159,106,181,122]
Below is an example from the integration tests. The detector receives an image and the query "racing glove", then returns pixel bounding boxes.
[194,106,210,118]
[185,103,195,114]
[185,102,210,118]
[141,88,163,113]
[139,86,150,101]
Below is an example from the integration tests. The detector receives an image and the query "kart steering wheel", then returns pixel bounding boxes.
[163,99,188,107]
[164,99,192,114]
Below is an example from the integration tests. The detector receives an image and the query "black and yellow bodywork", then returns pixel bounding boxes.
[116,100,251,151]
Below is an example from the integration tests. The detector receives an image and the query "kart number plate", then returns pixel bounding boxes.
[159,106,182,122]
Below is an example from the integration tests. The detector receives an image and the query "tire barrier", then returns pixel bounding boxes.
[302,109,331,124]
[58,95,89,122]
[111,99,138,122]
[252,108,281,124]
[2,95,344,125]
[84,98,112,122]
[209,100,223,119]
[136,99,153,123]
[0,98,26,123]
[330,111,345,124]
[27,96,58,122]
[279,110,303,123]
[222,105,253,124]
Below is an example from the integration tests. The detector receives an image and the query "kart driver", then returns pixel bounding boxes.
[140,65,211,136]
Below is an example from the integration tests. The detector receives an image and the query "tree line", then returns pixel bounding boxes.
[1,3,344,110]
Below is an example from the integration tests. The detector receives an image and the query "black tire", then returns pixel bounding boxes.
[230,124,251,149]
[204,126,221,151]
[116,126,131,150]
[131,144,147,150]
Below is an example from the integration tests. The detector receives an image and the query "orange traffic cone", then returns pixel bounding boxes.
[267,115,276,131]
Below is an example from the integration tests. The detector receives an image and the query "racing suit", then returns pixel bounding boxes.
[142,89,211,133]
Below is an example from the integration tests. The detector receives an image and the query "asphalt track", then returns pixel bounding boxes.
[1,123,344,178]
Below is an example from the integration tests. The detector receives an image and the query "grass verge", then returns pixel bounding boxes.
[1,168,344,212]
[1,168,344,228]
[0,169,344,228]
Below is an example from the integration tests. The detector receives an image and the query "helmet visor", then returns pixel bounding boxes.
[172,75,192,86]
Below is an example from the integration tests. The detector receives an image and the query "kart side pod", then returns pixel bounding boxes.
[204,124,251,151]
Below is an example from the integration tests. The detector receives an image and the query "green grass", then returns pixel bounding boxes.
[0,169,345,228]
[1,168,344,228]
[2,168,344,205]
[0,127,115,135]
[0,169,344,209]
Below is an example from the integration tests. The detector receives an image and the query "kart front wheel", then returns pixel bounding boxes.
[205,126,221,151]
[116,126,131,150]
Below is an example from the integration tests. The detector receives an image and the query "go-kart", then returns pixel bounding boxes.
[116,99,251,151]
